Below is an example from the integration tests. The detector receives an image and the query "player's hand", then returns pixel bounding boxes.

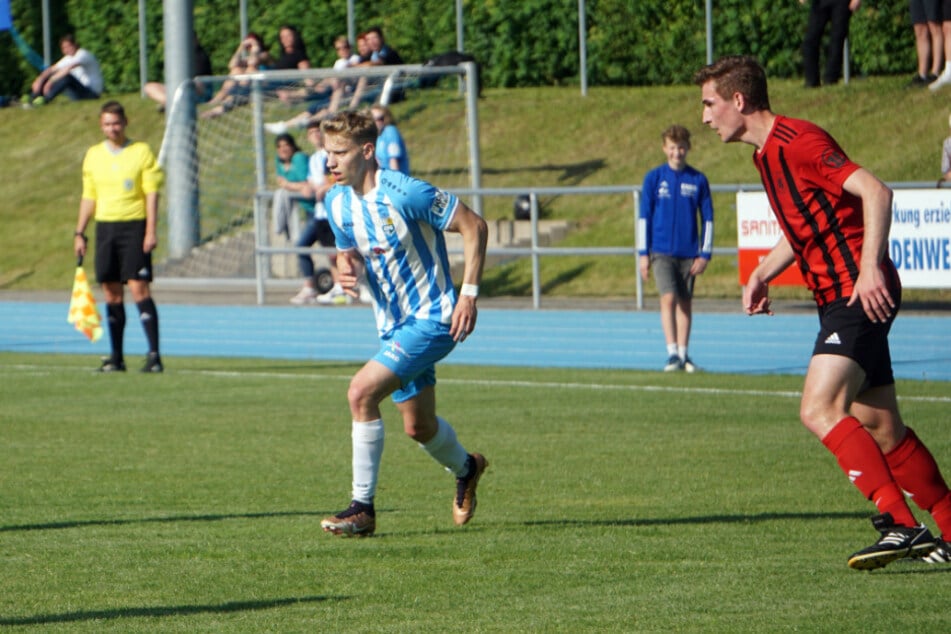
[638,255,650,281]
[690,257,709,276]
[336,251,364,299]
[743,276,773,316]
[848,266,894,323]
[450,296,478,342]
[74,234,87,259]
[143,232,158,254]
[337,272,361,298]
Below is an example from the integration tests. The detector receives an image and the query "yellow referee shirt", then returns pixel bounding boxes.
[81,140,164,222]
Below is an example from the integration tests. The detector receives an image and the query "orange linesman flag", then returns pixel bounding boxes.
[68,257,103,342]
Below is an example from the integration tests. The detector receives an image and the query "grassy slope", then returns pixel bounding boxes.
[1,76,950,300]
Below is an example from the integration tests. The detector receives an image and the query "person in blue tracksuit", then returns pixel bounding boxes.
[638,124,714,372]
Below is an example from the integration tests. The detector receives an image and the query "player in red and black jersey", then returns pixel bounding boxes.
[753,115,891,307]
[694,55,951,570]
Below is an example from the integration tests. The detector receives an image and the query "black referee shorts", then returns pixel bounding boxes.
[95,220,153,284]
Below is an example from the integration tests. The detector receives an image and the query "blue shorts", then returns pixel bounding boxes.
[372,319,456,403]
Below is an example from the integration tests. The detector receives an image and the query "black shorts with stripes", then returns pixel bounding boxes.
[812,293,900,389]
[95,220,153,284]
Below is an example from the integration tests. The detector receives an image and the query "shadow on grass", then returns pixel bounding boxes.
[0,595,344,627]
[482,262,592,296]
[875,565,951,575]
[0,510,328,533]
[417,158,607,186]
[523,509,871,528]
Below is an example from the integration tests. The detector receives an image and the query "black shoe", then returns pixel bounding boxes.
[923,536,951,564]
[141,352,164,373]
[847,512,936,570]
[908,73,930,88]
[98,357,126,372]
[663,355,683,372]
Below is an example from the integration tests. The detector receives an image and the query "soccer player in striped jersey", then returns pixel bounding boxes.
[317,110,489,537]
[695,55,951,569]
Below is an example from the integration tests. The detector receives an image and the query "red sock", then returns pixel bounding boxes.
[821,417,918,527]
[885,427,951,537]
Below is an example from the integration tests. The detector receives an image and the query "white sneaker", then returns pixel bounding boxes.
[290,286,318,305]
[929,68,951,91]
[316,284,352,305]
[265,121,288,135]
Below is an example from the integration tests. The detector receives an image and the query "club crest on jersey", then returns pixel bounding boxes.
[822,148,847,169]
[430,190,451,217]
[382,217,395,236]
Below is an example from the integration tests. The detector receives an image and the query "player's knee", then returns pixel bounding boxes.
[346,380,372,410]
[798,400,837,437]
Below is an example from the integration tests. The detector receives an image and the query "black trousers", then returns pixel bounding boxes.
[802,0,853,86]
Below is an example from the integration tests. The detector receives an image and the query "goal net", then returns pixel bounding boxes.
[156,62,481,281]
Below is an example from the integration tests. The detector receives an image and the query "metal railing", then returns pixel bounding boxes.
[252,181,944,307]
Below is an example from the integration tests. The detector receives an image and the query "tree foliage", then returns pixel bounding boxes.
[0,0,918,97]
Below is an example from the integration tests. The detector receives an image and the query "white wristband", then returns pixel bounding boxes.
[460,283,479,298]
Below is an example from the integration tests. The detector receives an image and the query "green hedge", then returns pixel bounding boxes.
[0,0,917,97]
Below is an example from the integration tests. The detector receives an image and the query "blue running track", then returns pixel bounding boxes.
[0,301,949,381]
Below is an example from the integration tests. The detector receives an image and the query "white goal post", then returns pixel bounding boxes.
[158,62,482,294]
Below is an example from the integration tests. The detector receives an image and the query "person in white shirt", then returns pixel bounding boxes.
[265,36,364,135]
[28,34,103,105]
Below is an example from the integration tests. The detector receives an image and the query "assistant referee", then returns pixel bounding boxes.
[73,100,164,373]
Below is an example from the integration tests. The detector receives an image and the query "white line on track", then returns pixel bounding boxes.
[4,363,949,404]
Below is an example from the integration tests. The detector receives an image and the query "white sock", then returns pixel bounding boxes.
[351,419,385,504]
[420,417,469,477]
[666,343,678,357]
[677,345,687,360]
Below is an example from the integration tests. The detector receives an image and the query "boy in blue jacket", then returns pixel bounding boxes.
[638,125,714,372]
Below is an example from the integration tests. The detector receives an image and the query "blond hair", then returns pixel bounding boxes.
[320,110,377,147]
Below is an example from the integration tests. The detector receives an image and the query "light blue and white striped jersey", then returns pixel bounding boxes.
[326,169,460,336]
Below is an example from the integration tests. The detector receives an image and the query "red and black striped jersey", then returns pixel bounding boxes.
[752,115,891,306]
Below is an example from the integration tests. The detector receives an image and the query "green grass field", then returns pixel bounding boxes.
[2,352,949,632]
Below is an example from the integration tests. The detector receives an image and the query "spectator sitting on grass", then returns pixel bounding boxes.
[26,34,103,105]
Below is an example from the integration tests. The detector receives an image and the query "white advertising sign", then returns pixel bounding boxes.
[737,190,951,289]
